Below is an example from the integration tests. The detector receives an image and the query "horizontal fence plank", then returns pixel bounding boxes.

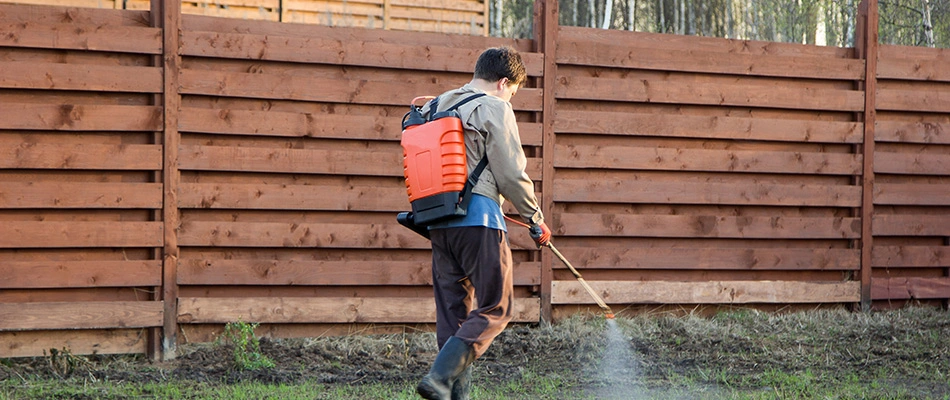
[178,69,544,111]
[387,4,483,21]
[877,88,950,113]
[556,76,865,112]
[873,215,950,236]
[178,145,542,178]
[878,44,950,60]
[176,2,279,21]
[559,26,854,58]
[0,3,150,26]
[557,38,863,80]
[872,246,950,268]
[178,145,401,176]
[177,296,539,323]
[178,183,407,211]
[558,213,861,239]
[179,107,543,146]
[0,61,162,93]
[181,31,540,76]
[878,58,950,82]
[283,0,382,14]
[554,110,864,144]
[179,107,399,140]
[0,260,161,289]
[871,277,950,300]
[552,280,860,304]
[178,221,430,249]
[178,259,540,286]
[0,21,162,54]
[554,179,862,207]
[0,143,163,170]
[874,152,950,175]
[0,182,162,208]
[875,120,950,144]
[0,329,147,358]
[0,301,163,331]
[553,247,858,271]
[177,221,539,250]
[178,107,540,146]
[389,0,485,12]
[0,103,162,131]
[877,48,950,82]
[555,144,862,175]
[181,14,527,50]
[874,183,950,205]
[1,221,163,248]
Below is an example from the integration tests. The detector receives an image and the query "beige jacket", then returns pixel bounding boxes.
[422,83,544,226]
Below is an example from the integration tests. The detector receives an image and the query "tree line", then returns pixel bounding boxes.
[491,0,949,48]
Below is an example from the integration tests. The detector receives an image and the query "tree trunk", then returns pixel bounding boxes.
[627,0,636,30]
[659,0,666,32]
[679,0,686,34]
[604,0,614,28]
[725,0,733,38]
[573,0,579,26]
[686,2,696,35]
[922,0,936,46]
[589,0,597,27]
[493,0,502,35]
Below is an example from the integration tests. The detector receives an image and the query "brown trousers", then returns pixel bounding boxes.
[429,226,513,359]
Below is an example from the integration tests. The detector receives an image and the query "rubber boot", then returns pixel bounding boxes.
[417,336,475,400]
[451,365,472,400]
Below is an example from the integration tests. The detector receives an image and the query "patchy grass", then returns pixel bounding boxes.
[1,307,948,399]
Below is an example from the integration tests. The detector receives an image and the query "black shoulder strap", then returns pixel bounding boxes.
[458,157,489,211]
[429,93,486,121]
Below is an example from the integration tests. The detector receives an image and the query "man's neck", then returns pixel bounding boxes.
[468,78,500,97]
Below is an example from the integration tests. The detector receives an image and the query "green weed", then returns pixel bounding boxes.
[219,320,276,371]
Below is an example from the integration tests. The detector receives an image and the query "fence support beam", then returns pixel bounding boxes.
[154,0,183,361]
[857,0,879,312]
[534,0,558,323]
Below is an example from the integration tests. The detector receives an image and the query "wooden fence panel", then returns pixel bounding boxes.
[2,0,948,360]
[172,13,542,344]
[12,0,487,36]
[0,3,163,358]
[872,44,950,307]
[550,26,865,313]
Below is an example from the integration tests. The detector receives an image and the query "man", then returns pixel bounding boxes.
[415,47,552,400]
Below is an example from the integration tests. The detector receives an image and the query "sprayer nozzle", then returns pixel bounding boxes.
[605,313,615,319]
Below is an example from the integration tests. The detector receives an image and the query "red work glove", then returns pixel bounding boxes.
[528,222,552,248]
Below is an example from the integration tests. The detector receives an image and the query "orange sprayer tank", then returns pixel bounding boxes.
[400,94,485,225]
[402,117,467,202]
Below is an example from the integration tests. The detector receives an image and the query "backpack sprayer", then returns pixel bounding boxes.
[396,94,487,239]
[506,216,615,319]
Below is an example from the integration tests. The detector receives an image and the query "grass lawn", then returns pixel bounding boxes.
[2,307,948,399]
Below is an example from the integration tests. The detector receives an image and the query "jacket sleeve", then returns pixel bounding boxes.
[477,100,544,225]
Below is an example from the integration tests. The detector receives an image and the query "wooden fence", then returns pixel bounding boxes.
[6,0,489,35]
[871,43,950,307]
[0,0,946,360]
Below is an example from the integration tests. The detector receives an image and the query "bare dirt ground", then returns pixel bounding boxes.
[2,307,949,399]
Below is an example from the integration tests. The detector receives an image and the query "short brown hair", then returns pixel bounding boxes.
[473,47,527,87]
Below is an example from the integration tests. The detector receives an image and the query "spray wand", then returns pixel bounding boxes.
[505,216,615,319]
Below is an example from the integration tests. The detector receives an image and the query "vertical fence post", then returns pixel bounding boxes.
[533,0,558,322]
[147,0,163,362]
[856,0,879,311]
[154,0,183,361]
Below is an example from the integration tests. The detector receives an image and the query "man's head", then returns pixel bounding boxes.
[472,47,526,101]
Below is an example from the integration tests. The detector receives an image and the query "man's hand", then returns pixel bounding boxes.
[528,223,552,248]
